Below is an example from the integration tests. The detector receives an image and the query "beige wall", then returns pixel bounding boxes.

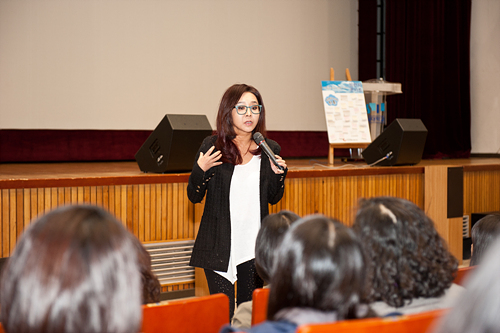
[470,0,500,154]
[0,0,358,132]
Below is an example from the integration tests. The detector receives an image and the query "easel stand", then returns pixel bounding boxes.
[327,68,370,165]
[328,143,369,165]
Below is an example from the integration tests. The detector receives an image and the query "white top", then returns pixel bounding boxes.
[215,155,261,284]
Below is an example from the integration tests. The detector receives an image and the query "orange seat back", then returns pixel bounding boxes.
[141,293,229,333]
[251,288,270,326]
[453,266,475,286]
[296,308,447,333]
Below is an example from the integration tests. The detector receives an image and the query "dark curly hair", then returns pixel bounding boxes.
[352,196,458,308]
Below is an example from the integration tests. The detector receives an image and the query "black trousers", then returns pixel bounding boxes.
[204,259,263,320]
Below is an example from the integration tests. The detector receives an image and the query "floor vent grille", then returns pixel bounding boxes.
[143,240,195,286]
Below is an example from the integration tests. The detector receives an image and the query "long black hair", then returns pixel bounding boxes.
[255,210,300,283]
[267,215,370,320]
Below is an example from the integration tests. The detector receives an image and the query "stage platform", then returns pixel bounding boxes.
[1,157,500,294]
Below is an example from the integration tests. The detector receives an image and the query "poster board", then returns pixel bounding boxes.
[321,81,371,144]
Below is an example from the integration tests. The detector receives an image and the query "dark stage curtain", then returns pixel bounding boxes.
[385,0,471,158]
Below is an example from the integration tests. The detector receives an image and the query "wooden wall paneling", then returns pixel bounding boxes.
[155,184,162,241]
[291,178,298,216]
[112,185,119,221]
[187,187,194,239]
[120,185,127,228]
[424,165,462,263]
[129,185,137,237]
[327,177,335,218]
[96,186,103,207]
[23,188,30,232]
[285,178,292,213]
[348,176,357,222]
[167,184,173,240]
[63,187,70,206]
[316,178,323,215]
[464,170,500,216]
[58,187,65,207]
[305,177,312,215]
[306,177,313,215]
[344,176,354,223]
[178,184,186,239]
[16,189,23,241]
[182,184,189,239]
[83,186,90,204]
[138,184,145,241]
[102,186,109,210]
[30,188,38,225]
[107,185,114,216]
[464,171,474,213]
[149,185,155,241]
[316,177,323,214]
[76,186,83,204]
[37,188,44,217]
[50,187,58,210]
[2,189,9,257]
[154,183,160,240]
[161,184,167,240]
[43,188,50,212]
[89,186,96,205]
[176,183,182,239]
[113,185,119,222]
[173,183,180,240]
[9,189,16,255]
[147,184,153,241]
[348,177,358,225]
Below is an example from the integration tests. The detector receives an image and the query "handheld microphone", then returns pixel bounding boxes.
[253,132,284,171]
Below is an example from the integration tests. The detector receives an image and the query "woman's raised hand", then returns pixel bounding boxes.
[270,155,287,174]
[197,146,222,172]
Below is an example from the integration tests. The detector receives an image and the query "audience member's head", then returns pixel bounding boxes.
[267,215,370,321]
[133,237,161,304]
[352,196,458,308]
[470,214,500,266]
[255,210,300,283]
[434,237,500,333]
[0,205,143,333]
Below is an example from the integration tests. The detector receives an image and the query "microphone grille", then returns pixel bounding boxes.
[253,132,264,144]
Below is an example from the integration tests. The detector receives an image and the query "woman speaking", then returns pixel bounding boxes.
[187,83,287,320]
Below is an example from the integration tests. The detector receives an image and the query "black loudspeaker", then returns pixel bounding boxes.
[135,114,212,173]
[362,118,428,166]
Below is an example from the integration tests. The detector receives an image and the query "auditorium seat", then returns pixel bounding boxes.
[140,293,229,333]
[295,309,447,333]
[251,288,270,326]
[453,266,475,286]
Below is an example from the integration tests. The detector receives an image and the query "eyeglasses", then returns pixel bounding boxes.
[234,104,262,115]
